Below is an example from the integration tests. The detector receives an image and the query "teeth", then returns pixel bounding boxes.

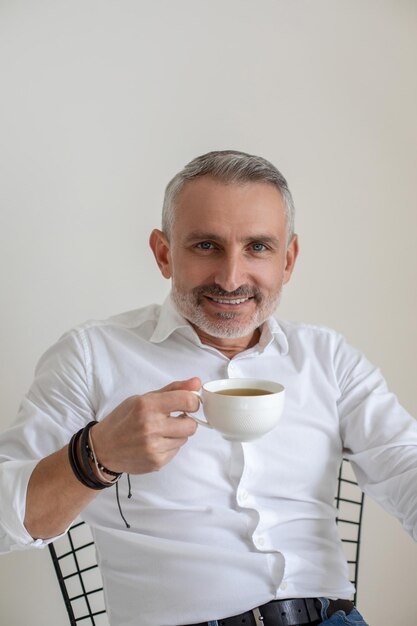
[210,297,249,305]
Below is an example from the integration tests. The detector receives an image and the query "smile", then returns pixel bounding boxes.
[206,296,253,305]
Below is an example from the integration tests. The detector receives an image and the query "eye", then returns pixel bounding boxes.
[251,242,267,252]
[196,241,215,250]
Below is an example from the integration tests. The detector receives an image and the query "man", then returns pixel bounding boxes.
[1,150,417,626]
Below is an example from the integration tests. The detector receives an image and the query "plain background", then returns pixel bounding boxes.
[0,1,416,624]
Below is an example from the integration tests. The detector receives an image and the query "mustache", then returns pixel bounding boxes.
[193,284,262,302]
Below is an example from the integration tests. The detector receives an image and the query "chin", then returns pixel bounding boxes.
[195,317,262,340]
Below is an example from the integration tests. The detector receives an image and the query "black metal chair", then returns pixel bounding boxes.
[335,458,365,593]
[49,520,108,626]
[48,458,364,626]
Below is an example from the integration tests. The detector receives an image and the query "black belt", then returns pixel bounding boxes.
[183,598,354,626]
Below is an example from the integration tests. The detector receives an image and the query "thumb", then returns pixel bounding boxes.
[158,377,202,393]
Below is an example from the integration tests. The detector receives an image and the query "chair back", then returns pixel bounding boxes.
[49,520,108,626]
[335,458,365,595]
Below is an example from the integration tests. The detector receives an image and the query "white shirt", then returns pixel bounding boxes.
[1,296,417,626]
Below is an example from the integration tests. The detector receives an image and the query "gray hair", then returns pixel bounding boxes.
[162,150,295,244]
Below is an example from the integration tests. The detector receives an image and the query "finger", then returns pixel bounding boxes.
[160,436,190,450]
[145,389,201,414]
[156,377,201,393]
[164,414,198,438]
[148,436,191,463]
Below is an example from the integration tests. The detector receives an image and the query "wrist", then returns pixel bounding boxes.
[68,422,121,491]
[90,421,118,471]
[86,423,122,485]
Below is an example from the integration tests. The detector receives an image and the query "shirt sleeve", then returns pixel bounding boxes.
[0,328,95,552]
[335,335,417,541]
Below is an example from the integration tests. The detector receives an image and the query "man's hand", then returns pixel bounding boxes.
[91,378,201,475]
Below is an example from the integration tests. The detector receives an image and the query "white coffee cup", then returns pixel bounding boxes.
[188,378,285,442]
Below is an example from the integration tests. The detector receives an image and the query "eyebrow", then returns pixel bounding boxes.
[183,231,281,248]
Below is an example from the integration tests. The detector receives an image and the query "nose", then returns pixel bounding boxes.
[213,251,246,292]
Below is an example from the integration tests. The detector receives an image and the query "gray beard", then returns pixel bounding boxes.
[170,284,282,339]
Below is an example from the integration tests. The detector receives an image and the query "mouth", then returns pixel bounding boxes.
[204,295,254,307]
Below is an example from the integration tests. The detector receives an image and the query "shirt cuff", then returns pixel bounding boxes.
[0,459,69,551]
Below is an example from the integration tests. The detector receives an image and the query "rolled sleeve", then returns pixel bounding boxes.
[0,328,94,552]
[335,335,417,539]
[0,459,69,551]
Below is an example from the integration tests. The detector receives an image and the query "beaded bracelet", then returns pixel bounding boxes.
[84,423,122,480]
[87,427,121,484]
[68,427,108,490]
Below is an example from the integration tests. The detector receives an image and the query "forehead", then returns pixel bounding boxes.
[172,176,286,235]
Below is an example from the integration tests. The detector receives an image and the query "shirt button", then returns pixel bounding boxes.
[255,536,265,547]
[280,581,288,591]
[239,490,248,502]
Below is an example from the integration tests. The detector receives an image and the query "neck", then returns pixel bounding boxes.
[192,325,261,359]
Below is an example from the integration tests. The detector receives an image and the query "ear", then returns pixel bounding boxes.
[149,229,172,279]
[283,234,299,285]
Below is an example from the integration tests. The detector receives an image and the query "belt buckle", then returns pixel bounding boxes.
[252,607,264,626]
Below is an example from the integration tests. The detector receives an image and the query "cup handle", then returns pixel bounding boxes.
[185,391,212,429]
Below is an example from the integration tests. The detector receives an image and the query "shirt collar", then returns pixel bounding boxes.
[259,314,289,355]
[150,293,289,355]
[150,295,192,344]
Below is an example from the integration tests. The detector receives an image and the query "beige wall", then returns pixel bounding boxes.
[1,1,416,624]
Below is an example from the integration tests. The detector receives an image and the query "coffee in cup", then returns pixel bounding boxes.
[188,378,285,442]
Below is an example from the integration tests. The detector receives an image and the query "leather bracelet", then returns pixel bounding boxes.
[68,423,132,528]
[68,428,108,490]
[84,422,122,479]
[79,423,112,488]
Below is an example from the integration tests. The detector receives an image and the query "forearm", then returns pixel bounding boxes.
[23,380,200,540]
[24,445,100,540]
